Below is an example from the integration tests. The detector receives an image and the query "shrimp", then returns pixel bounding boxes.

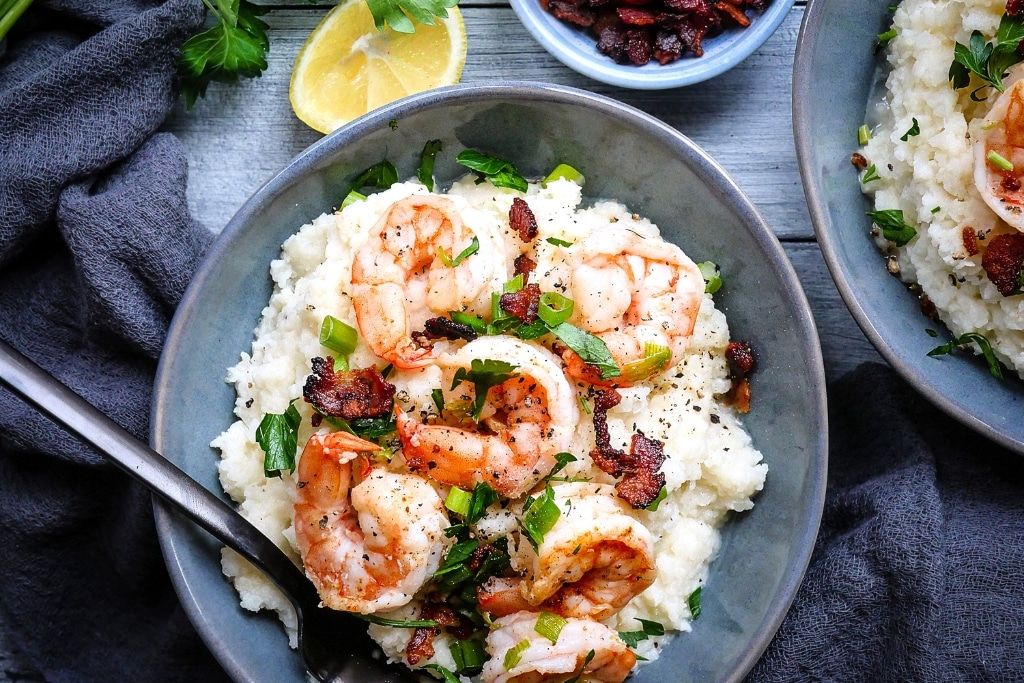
[481,611,636,683]
[293,431,451,613]
[478,483,656,621]
[974,66,1024,230]
[351,195,510,368]
[396,336,579,499]
[559,225,705,386]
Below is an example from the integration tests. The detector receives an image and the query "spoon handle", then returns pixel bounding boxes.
[0,339,315,606]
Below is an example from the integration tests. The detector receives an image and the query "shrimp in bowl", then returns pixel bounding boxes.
[214,161,768,679]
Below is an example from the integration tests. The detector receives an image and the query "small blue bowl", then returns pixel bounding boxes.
[152,82,826,682]
[794,1,1024,454]
[508,0,795,89]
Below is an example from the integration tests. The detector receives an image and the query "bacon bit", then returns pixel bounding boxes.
[514,253,537,279]
[713,0,749,25]
[725,378,752,414]
[549,0,596,26]
[509,198,539,242]
[421,316,478,342]
[725,341,756,378]
[962,225,979,257]
[982,232,1024,296]
[500,283,542,323]
[1002,175,1022,192]
[310,413,323,428]
[589,389,667,508]
[919,294,938,320]
[618,6,659,24]
[405,604,462,665]
[302,359,395,419]
[850,152,868,170]
[1009,0,1024,16]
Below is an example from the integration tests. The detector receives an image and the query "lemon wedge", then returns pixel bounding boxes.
[290,0,467,134]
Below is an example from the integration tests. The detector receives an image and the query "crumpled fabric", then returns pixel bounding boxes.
[0,1,228,680]
[750,362,1024,683]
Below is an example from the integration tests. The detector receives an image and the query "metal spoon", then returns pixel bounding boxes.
[0,339,412,683]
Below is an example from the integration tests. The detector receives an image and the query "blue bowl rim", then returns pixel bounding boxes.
[506,0,796,90]
[151,81,829,682]
[792,2,1024,455]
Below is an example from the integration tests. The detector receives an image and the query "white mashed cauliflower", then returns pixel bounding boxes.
[212,174,767,673]
[862,0,1024,374]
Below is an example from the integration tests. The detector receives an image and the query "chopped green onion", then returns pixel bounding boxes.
[861,164,881,184]
[688,587,703,619]
[619,343,672,383]
[319,315,358,356]
[697,261,722,294]
[418,139,442,191]
[358,614,439,628]
[545,237,574,247]
[521,484,560,548]
[503,274,525,293]
[256,403,301,477]
[438,235,480,268]
[987,150,1014,172]
[341,190,366,209]
[543,163,584,186]
[445,487,472,517]
[931,206,941,214]
[503,639,531,670]
[878,27,897,43]
[645,486,667,511]
[424,664,459,683]
[451,311,487,334]
[538,292,574,326]
[578,394,592,415]
[432,388,445,414]
[857,124,871,146]
[534,611,567,644]
[450,638,486,675]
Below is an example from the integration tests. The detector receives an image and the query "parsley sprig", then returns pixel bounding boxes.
[255,402,301,477]
[949,13,1024,99]
[928,331,1004,379]
[456,150,529,192]
[366,0,459,34]
[179,0,270,109]
[451,358,518,421]
[867,209,917,246]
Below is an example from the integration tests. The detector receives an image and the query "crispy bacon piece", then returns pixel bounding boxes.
[421,316,479,342]
[589,389,667,508]
[850,152,868,170]
[509,198,539,242]
[500,283,542,323]
[405,604,461,665]
[713,0,749,25]
[550,0,597,26]
[302,358,395,419]
[514,253,537,279]
[725,340,756,378]
[618,6,658,24]
[982,233,1024,296]
[962,226,979,257]
[725,378,752,414]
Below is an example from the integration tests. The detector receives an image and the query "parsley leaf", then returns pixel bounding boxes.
[928,331,1004,379]
[178,0,269,109]
[548,322,620,379]
[546,237,574,247]
[365,0,459,33]
[418,139,442,191]
[618,618,665,648]
[867,209,917,246]
[861,164,881,184]
[688,587,703,619]
[456,150,529,192]
[565,650,596,683]
[451,358,518,420]
[438,236,480,268]
[900,117,920,141]
[949,14,1024,96]
[546,452,577,480]
[423,664,460,683]
[256,403,301,477]
[348,160,399,197]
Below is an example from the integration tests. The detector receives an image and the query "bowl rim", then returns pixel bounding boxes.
[792,1,1024,455]
[506,0,796,90]
[151,81,828,683]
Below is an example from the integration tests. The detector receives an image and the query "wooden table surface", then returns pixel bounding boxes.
[0,0,880,677]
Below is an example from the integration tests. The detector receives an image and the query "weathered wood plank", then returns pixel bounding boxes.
[165,5,810,239]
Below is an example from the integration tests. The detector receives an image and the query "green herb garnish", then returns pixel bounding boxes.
[618,618,666,648]
[867,209,917,246]
[949,13,1024,97]
[900,117,920,141]
[347,160,399,198]
[645,485,667,512]
[438,235,480,268]
[565,650,595,683]
[178,0,270,109]
[456,150,528,192]
[431,388,445,414]
[987,150,1014,172]
[928,331,1004,379]
[538,292,574,327]
[861,164,881,184]
[450,638,486,675]
[365,0,459,33]
[857,124,872,145]
[521,484,560,549]
[319,315,358,357]
[548,322,620,379]
[359,614,440,628]
[256,403,301,477]
[534,611,567,644]
[341,190,366,209]
[445,487,472,517]
[619,342,671,383]
[878,27,897,44]
[503,639,531,670]
[688,587,703,619]
[451,358,518,420]
[543,163,584,185]
[697,261,722,294]
[424,664,459,683]
[418,139,442,191]
[545,237,574,247]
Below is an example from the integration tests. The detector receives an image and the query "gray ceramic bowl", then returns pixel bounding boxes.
[151,82,827,683]
[793,2,1024,453]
